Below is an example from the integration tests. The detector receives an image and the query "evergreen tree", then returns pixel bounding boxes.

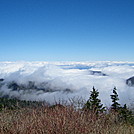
[110,87,134,124]
[110,87,120,111]
[119,104,134,125]
[84,87,105,114]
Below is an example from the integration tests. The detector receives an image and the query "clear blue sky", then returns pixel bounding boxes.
[0,0,134,61]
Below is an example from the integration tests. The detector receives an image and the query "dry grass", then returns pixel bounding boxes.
[0,105,133,134]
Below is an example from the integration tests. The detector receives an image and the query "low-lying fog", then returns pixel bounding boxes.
[0,61,134,107]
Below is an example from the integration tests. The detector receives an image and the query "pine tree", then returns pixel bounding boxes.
[110,87,134,124]
[119,104,134,125]
[110,87,120,111]
[84,87,105,114]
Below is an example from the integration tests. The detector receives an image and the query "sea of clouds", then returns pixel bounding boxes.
[0,61,134,107]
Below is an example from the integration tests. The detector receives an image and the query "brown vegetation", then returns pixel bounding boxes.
[0,105,133,134]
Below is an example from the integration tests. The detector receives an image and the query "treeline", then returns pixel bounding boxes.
[0,87,134,125]
[84,87,134,125]
[0,98,46,110]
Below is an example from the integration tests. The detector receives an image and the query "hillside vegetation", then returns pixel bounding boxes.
[0,87,133,134]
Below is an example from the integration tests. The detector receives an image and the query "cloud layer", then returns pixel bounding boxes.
[0,61,134,107]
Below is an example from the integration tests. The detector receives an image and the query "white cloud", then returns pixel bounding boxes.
[0,61,134,107]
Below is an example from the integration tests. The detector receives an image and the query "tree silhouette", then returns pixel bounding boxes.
[110,87,120,111]
[84,87,105,114]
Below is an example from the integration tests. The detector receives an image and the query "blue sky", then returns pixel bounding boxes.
[0,0,134,61]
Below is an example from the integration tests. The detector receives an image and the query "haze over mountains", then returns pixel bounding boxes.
[0,61,134,107]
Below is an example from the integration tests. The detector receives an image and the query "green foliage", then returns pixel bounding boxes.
[0,97,45,111]
[0,86,133,126]
[110,87,134,125]
[110,87,120,111]
[118,104,134,125]
[0,97,18,110]
[84,87,105,114]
